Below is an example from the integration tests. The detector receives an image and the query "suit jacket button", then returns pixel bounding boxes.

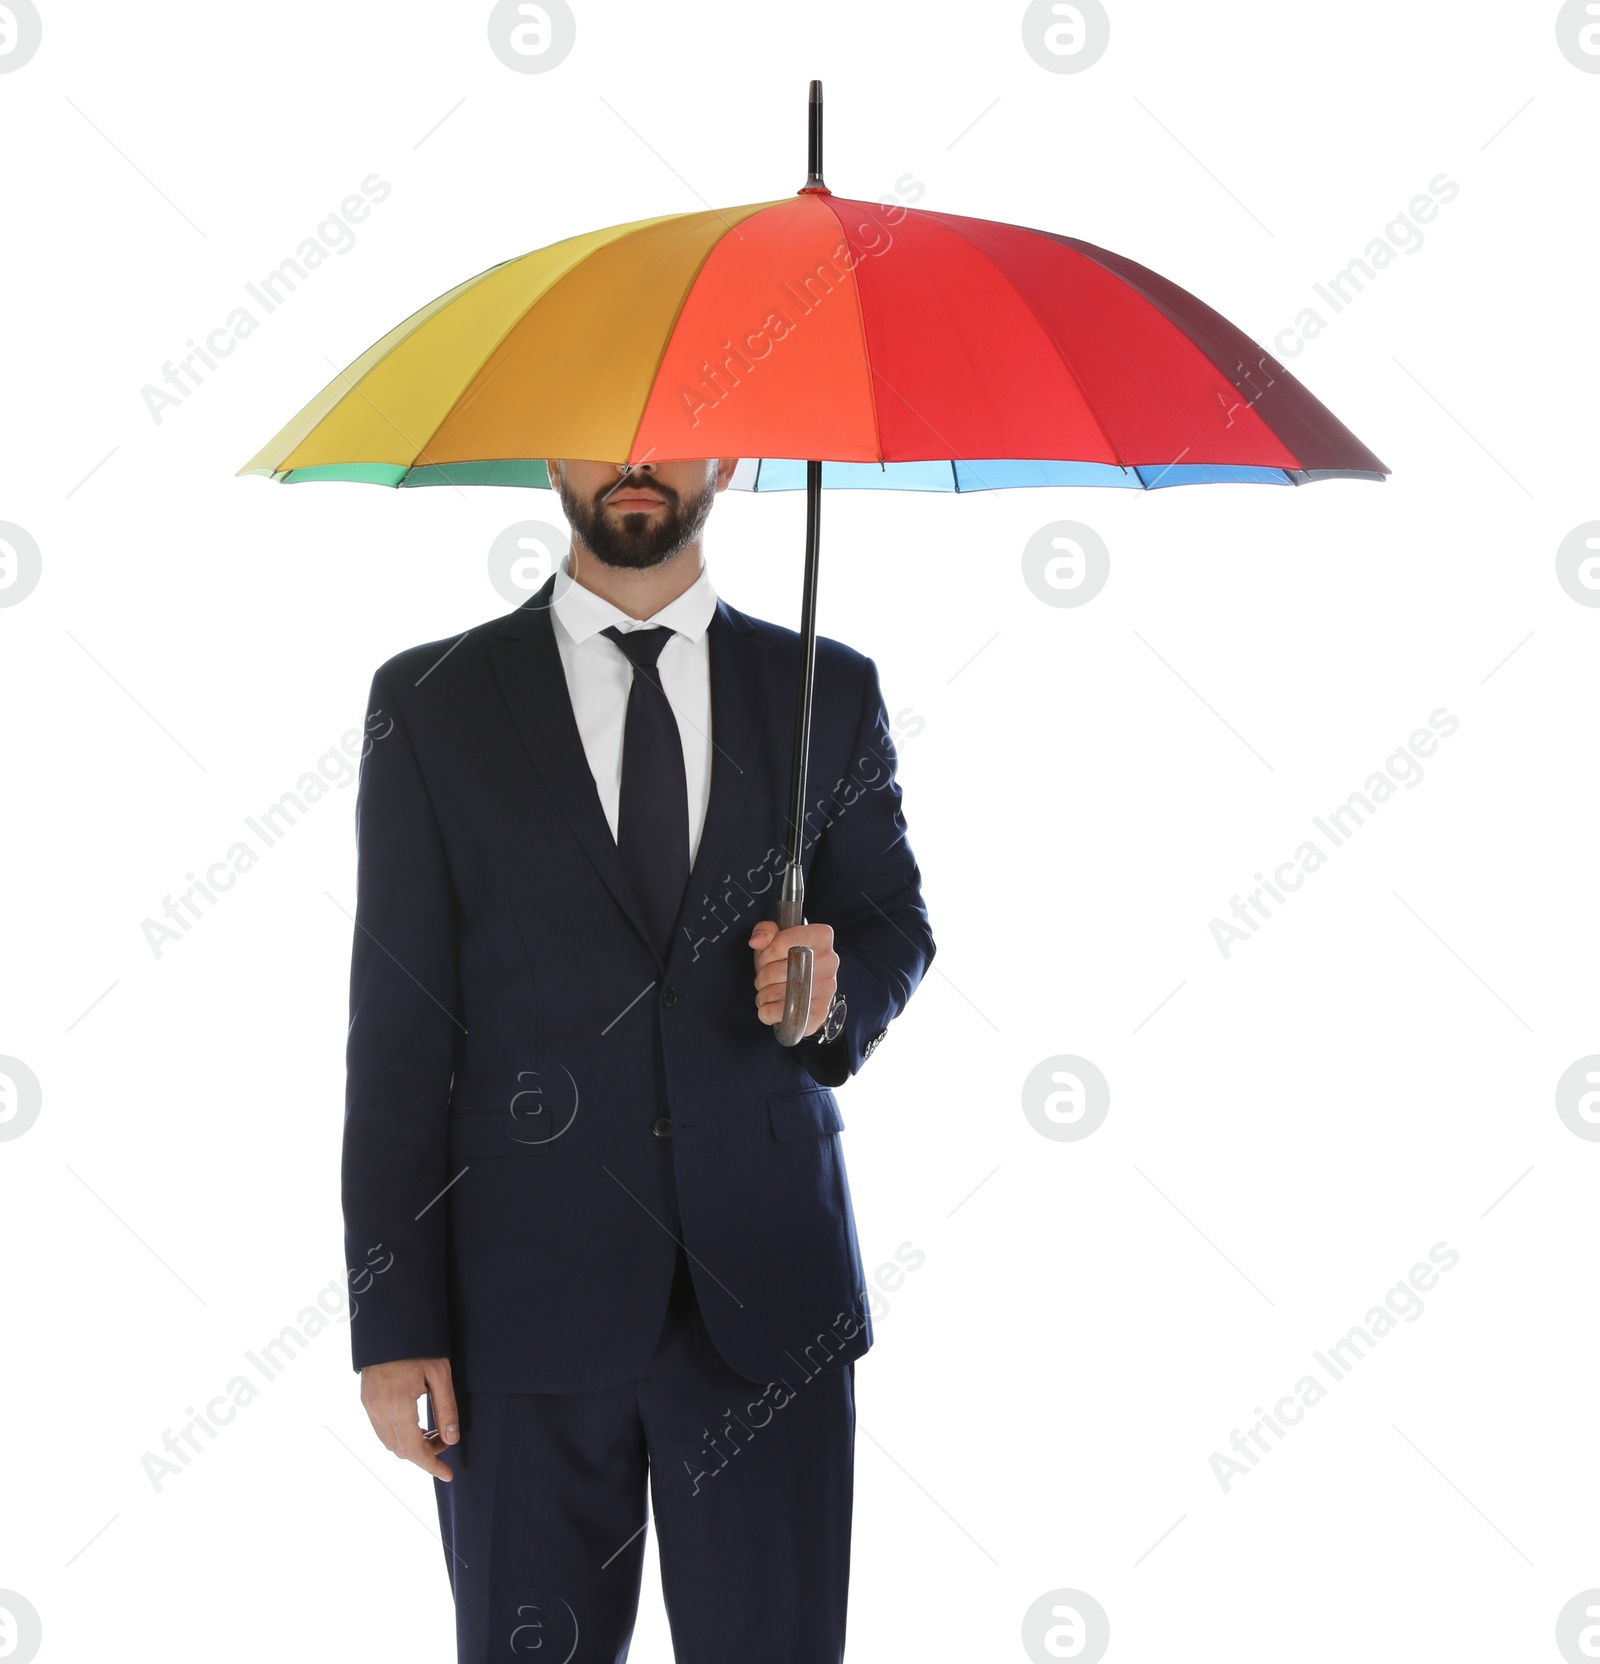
[662,986,678,1007]
[652,1117,673,1138]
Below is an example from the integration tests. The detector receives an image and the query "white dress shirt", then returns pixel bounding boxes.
[549,554,718,860]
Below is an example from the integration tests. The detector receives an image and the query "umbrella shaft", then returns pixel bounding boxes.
[782,459,823,898]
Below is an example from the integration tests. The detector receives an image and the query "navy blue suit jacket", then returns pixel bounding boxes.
[341,573,934,1392]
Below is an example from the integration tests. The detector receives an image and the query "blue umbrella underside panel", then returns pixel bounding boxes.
[728,459,1384,491]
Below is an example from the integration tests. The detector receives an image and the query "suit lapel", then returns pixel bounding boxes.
[668,601,768,973]
[489,583,770,980]
[489,579,662,969]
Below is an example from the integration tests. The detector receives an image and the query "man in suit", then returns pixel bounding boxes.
[343,454,934,1662]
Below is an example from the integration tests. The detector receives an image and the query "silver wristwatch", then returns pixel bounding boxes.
[818,988,847,1044]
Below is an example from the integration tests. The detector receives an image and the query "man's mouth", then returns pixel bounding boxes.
[605,493,666,510]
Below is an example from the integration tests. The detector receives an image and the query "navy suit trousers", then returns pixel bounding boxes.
[429,1246,856,1663]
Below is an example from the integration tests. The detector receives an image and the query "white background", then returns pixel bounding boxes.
[2,1,1597,1660]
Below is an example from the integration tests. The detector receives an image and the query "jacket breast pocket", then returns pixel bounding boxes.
[767,1085,845,1141]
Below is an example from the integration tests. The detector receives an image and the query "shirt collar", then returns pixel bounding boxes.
[551,553,719,646]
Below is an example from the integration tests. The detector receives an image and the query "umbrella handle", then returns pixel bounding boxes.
[774,889,813,1047]
[775,946,814,1047]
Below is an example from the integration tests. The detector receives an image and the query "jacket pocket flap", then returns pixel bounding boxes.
[767,1086,844,1141]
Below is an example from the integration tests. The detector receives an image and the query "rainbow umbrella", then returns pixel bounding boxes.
[241,82,1387,1041]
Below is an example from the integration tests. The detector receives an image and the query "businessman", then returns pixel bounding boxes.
[341,453,934,1662]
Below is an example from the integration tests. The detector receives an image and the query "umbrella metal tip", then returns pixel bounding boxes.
[802,78,827,193]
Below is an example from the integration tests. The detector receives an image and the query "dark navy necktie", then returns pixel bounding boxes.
[602,624,690,957]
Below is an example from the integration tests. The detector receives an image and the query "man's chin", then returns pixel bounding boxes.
[585,535,682,572]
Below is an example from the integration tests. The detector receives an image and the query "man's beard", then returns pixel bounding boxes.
[557,467,717,570]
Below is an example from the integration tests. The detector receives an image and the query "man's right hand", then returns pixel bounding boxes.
[359,1356,460,1481]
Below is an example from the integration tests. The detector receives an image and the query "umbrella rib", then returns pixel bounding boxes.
[819,203,1131,490]
[317,356,470,498]
[297,213,701,480]
[1044,230,1335,473]
[815,196,887,468]
[428,226,689,476]
[285,243,615,480]
[407,212,730,478]
[929,209,1127,472]
[848,354,1000,495]
[621,201,790,467]
[242,258,515,475]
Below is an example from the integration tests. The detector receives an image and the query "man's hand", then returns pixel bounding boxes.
[360,1356,459,1481]
[749,920,838,1038]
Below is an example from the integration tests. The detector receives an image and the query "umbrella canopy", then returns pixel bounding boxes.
[238,197,1387,494]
